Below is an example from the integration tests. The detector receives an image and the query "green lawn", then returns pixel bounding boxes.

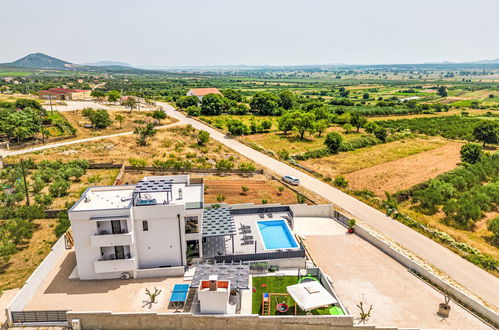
[251,275,332,316]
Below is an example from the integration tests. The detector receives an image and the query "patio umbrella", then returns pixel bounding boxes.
[286,281,337,311]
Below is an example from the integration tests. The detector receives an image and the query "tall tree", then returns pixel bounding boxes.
[293,111,315,140]
[201,93,225,115]
[350,113,367,132]
[249,92,280,115]
[278,90,296,110]
[107,90,121,103]
[473,121,498,147]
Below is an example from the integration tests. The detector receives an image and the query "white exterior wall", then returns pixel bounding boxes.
[133,204,186,268]
[69,208,136,280]
[198,289,230,314]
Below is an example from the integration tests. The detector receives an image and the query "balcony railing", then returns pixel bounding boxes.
[90,232,134,248]
[94,257,135,273]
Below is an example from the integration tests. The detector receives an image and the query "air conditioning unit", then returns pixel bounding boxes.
[121,272,131,280]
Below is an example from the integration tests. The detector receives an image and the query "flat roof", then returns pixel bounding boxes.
[71,187,134,211]
[191,262,249,289]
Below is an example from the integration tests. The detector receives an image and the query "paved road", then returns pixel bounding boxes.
[158,102,499,310]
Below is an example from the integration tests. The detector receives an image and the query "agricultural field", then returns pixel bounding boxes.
[344,142,462,196]
[300,137,452,182]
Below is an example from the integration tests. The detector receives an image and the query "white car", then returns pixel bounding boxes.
[282,175,300,186]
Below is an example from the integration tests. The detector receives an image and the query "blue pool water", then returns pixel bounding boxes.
[257,220,298,250]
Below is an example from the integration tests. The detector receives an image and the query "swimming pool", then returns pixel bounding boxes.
[257,220,298,250]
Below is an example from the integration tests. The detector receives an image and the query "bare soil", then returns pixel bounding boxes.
[344,142,462,196]
[203,178,302,205]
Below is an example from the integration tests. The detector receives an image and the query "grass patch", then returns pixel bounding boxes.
[251,276,331,315]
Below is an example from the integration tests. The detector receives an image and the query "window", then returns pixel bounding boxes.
[142,220,149,231]
[185,216,199,233]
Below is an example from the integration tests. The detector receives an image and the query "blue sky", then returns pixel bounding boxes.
[1,0,498,66]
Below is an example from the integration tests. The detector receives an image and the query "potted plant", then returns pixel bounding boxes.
[437,293,451,317]
[186,245,194,266]
[347,219,356,233]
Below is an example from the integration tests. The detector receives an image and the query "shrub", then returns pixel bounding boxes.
[333,176,349,188]
[216,159,234,171]
[460,143,483,164]
[128,158,147,168]
[186,106,201,116]
[239,162,256,173]
[49,180,70,197]
[373,127,387,142]
[324,132,343,153]
[197,130,210,146]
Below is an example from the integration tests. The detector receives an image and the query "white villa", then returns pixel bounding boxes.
[69,175,204,280]
[68,174,307,281]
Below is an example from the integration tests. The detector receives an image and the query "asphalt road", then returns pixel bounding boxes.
[158,102,499,310]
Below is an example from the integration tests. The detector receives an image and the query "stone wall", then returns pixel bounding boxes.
[67,311,356,330]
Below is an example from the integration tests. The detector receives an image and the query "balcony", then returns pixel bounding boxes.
[90,232,134,248]
[94,257,136,273]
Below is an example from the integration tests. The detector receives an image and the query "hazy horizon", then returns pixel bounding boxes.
[1,0,498,67]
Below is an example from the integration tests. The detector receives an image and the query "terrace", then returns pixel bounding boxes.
[201,206,304,261]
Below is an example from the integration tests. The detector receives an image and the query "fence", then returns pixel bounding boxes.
[214,245,305,263]
[5,235,67,324]
[0,135,77,150]
[10,310,67,324]
[4,161,263,175]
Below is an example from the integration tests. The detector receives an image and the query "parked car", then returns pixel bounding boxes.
[282,175,300,186]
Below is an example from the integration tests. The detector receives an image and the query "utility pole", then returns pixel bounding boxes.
[49,94,54,115]
[20,159,30,206]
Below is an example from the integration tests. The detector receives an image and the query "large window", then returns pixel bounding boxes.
[185,216,199,233]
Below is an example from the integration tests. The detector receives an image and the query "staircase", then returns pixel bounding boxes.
[183,288,196,312]
[64,230,74,249]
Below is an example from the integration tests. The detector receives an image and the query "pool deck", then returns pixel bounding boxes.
[225,212,292,255]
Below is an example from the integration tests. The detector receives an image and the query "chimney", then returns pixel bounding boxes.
[209,275,218,291]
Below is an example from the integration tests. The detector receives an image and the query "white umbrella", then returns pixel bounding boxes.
[286,281,337,311]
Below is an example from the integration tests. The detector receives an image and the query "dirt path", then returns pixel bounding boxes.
[345,142,462,196]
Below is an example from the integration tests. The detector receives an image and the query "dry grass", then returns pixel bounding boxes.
[344,142,462,196]
[301,137,451,178]
[401,206,499,261]
[0,219,57,291]
[60,110,177,138]
[10,126,254,169]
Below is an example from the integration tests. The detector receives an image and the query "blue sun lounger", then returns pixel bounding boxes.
[169,284,190,304]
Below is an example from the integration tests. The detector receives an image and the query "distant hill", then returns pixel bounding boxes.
[6,53,80,69]
[467,58,499,64]
[83,60,134,67]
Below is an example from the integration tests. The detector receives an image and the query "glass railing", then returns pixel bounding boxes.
[186,202,203,209]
